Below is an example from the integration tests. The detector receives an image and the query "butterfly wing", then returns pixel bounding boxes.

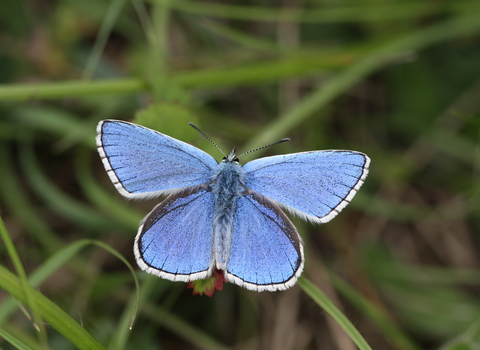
[226,192,303,292]
[96,120,218,199]
[134,186,215,281]
[243,150,370,224]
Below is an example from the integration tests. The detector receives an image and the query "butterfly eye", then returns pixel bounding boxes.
[221,156,239,163]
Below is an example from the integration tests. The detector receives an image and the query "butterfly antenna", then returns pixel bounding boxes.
[237,138,290,158]
[188,122,226,157]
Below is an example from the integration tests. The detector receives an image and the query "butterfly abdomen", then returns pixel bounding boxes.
[211,160,246,270]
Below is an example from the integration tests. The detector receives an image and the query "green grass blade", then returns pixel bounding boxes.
[244,12,480,150]
[0,217,48,348]
[0,51,347,101]
[0,238,138,350]
[0,242,89,323]
[0,142,61,251]
[82,0,128,79]
[10,106,86,142]
[1,9,480,102]
[0,79,147,101]
[242,53,386,151]
[0,239,138,325]
[0,264,106,350]
[107,289,138,350]
[0,326,35,350]
[111,275,230,350]
[200,20,280,52]
[440,317,480,350]
[329,272,422,350]
[150,0,170,75]
[18,139,118,230]
[164,0,480,23]
[139,300,231,350]
[298,277,373,350]
[131,0,157,49]
[9,105,97,150]
[87,240,141,329]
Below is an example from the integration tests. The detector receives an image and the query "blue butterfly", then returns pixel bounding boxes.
[96,120,370,292]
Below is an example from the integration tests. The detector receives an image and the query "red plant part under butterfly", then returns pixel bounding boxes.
[187,269,226,297]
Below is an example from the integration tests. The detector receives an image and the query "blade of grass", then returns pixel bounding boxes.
[173,51,341,87]
[82,0,128,79]
[0,51,349,101]
[139,297,231,350]
[10,106,85,140]
[87,240,141,331]
[0,326,35,350]
[0,238,139,350]
[107,288,138,350]
[363,253,480,286]
[1,323,40,349]
[298,277,372,350]
[362,244,480,287]
[200,20,280,52]
[63,0,142,43]
[242,52,393,152]
[0,263,106,350]
[439,317,480,350]
[0,239,139,326]
[0,78,147,101]
[131,0,156,46]
[162,0,480,23]
[0,142,61,252]
[0,216,49,349]
[106,267,159,350]
[18,139,118,230]
[380,283,480,337]
[0,241,92,323]
[243,11,480,150]
[329,272,422,350]
[150,0,169,75]
[111,275,230,350]
[1,7,480,102]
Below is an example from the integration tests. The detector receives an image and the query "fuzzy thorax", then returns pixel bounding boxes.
[211,155,246,270]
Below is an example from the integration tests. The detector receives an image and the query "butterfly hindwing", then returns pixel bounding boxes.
[134,186,215,281]
[226,191,303,292]
[243,151,370,224]
[96,120,218,199]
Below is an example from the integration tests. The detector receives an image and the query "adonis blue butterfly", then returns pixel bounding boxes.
[96,120,370,292]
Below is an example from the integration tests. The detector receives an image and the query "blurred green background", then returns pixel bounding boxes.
[1,0,480,349]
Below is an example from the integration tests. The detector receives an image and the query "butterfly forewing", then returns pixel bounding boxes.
[243,151,369,224]
[226,192,303,292]
[134,187,215,282]
[96,120,218,199]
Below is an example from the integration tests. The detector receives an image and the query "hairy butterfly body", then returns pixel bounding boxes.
[96,120,370,292]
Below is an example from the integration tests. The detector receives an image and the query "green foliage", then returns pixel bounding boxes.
[134,103,200,142]
[1,0,480,349]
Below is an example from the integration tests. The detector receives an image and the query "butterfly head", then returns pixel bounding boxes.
[223,148,239,163]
